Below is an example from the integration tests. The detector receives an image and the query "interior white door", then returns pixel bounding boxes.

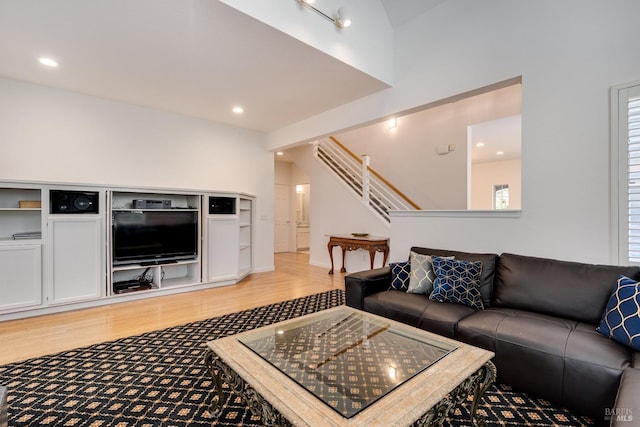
[274,184,290,253]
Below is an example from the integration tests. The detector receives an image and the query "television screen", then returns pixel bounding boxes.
[112,210,198,265]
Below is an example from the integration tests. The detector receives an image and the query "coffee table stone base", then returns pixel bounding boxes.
[414,361,496,427]
[204,349,292,426]
[204,348,496,427]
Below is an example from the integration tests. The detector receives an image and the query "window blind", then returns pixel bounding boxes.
[627,95,640,262]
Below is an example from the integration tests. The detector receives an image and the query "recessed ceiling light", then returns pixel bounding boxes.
[496,151,504,155]
[276,152,284,156]
[476,142,485,147]
[38,57,59,68]
[232,106,244,114]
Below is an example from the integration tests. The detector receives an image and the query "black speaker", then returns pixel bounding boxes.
[50,190,99,214]
[209,196,236,214]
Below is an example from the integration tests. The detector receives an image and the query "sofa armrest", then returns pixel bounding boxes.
[0,386,7,427]
[344,267,391,309]
[610,367,640,426]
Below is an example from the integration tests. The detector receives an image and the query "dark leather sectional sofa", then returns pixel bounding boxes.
[345,247,640,426]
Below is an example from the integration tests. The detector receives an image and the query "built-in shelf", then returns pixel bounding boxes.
[205,194,254,283]
[111,208,199,212]
[0,187,42,241]
[0,181,254,320]
[108,190,203,296]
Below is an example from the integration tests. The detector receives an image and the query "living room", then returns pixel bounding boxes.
[1,1,640,426]
[2,1,638,276]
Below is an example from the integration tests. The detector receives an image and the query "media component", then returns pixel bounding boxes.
[50,190,99,214]
[133,199,172,209]
[209,196,236,214]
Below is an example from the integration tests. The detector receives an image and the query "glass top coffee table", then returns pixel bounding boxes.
[205,306,495,426]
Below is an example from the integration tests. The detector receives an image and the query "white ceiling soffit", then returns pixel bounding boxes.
[0,0,389,133]
[220,0,395,85]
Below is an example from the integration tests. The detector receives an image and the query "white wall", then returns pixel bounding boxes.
[269,0,640,265]
[0,77,275,272]
[471,159,521,210]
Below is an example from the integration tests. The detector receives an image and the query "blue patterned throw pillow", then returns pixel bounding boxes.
[429,256,484,310]
[597,275,640,351]
[388,261,411,291]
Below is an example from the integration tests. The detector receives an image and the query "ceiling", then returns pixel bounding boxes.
[0,1,444,134]
[380,0,446,28]
[470,115,522,164]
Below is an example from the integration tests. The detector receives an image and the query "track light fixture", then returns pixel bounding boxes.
[335,8,352,28]
[296,0,352,29]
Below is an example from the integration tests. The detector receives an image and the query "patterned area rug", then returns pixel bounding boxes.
[0,290,593,426]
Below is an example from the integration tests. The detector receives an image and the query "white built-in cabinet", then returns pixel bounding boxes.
[238,196,253,279]
[206,216,239,283]
[0,186,43,311]
[48,216,104,304]
[205,194,254,284]
[0,243,42,311]
[0,181,255,320]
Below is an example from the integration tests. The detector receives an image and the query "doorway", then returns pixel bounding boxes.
[274,184,290,253]
[295,184,310,252]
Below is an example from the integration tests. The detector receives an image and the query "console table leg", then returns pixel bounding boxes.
[369,249,376,269]
[328,242,335,274]
[340,244,347,273]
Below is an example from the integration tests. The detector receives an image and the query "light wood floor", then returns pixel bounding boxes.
[0,252,344,365]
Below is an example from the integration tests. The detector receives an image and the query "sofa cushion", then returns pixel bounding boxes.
[495,253,640,324]
[597,275,640,351]
[362,291,475,338]
[410,247,497,307]
[457,307,633,420]
[458,307,571,404]
[388,261,411,291]
[430,256,484,310]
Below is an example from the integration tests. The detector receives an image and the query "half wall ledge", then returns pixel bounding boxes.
[390,210,522,219]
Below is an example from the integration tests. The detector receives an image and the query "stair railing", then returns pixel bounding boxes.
[314,136,421,222]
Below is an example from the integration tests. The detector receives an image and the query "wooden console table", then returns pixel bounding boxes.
[327,234,389,274]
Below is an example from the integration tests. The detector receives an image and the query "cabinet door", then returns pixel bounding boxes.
[49,218,104,304]
[206,217,238,282]
[0,244,42,311]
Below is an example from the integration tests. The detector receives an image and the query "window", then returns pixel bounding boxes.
[612,82,640,263]
[493,184,509,209]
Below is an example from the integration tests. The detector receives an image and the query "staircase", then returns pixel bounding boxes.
[314,136,421,222]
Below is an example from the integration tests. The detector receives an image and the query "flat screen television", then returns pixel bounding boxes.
[112,210,198,265]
